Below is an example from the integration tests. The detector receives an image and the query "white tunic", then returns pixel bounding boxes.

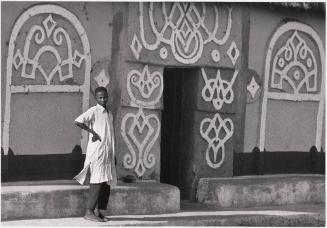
[73,104,117,186]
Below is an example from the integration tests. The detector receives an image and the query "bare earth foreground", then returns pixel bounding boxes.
[2,202,325,226]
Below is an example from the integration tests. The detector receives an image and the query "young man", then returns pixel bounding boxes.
[74,86,117,222]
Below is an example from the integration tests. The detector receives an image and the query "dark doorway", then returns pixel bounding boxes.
[160,68,198,200]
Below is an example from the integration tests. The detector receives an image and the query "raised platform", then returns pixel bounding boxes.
[196,174,325,208]
[1,180,180,221]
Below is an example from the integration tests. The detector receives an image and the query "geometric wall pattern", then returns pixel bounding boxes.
[200,68,236,168]
[259,21,325,151]
[201,68,238,110]
[129,2,239,170]
[131,2,239,66]
[200,112,234,169]
[121,65,163,177]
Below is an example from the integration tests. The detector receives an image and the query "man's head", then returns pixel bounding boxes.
[95,87,108,107]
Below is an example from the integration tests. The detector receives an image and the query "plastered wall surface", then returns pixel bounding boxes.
[244,5,325,152]
[10,93,81,155]
[265,101,318,151]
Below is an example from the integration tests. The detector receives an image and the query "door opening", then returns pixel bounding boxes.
[160,68,198,200]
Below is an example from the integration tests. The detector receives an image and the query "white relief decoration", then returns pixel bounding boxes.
[270,31,317,94]
[247,76,260,99]
[259,22,325,151]
[138,2,232,64]
[13,14,87,85]
[227,41,240,66]
[3,5,91,155]
[159,47,168,60]
[130,34,142,60]
[121,108,160,177]
[127,65,163,107]
[122,64,163,177]
[201,68,238,110]
[211,50,221,62]
[94,69,110,87]
[200,113,234,169]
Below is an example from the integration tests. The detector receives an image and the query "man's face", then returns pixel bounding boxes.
[95,91,108,107]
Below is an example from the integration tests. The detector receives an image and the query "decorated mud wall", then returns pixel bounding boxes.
[243,5,325,153]
[1,2,325,196]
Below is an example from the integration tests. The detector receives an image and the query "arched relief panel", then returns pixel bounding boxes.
[259,21,325,151]
[127,2,242,68]
[120,63,163,178]
[3,4,91,155]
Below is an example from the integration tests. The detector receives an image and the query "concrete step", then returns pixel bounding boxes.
[1,180,180,221]
[196,174,325,208]
[1,203,325,226]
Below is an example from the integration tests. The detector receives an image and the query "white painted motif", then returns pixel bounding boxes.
[94,69,110,87]
[130,34,142,60]
[159,47,168,60]
[247,76,260,99]
[270,31,317,94]
[122,64,163,177]
[201,69,238,110]
[138,2,232,64]
[127,65,163,108]
[259,22,325,151]
[227,41,240,66]
[13,14,86,85]
[3,5,91,155]
[121,108,160,177]
[211,50,221,63]
[200,113,234,169]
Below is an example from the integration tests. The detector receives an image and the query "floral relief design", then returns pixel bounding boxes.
[200,113,234,169]
[201,68,238,111]
[127,65,163,107]
[121,65,163,177]
[271,31,317,94]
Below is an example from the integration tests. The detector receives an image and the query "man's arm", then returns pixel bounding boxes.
[75,121,101,142]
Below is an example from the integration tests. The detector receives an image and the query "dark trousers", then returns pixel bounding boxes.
[86,182,111,210]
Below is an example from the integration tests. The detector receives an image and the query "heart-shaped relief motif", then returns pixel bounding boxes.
[200,113,234,169]
[174,28,202,62]
[121,108,160,177]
